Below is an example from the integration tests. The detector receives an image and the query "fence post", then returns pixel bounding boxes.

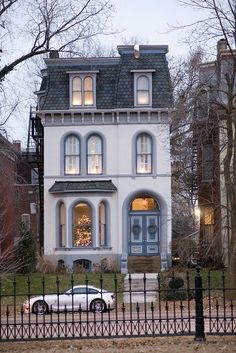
[194,266,206,341]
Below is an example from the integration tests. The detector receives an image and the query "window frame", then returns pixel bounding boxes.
[86,134,103,175]
[132,71,154,107]
[73,202,93,248]
[64,134,81,175]
[136,133,153,174]
[69,72,97,108]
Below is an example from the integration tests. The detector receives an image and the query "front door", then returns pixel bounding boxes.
[129,213,159,256]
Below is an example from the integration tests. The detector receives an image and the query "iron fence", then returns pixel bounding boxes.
[0,268,235,342]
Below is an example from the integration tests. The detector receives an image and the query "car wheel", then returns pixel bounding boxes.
[90,299,106,313]
[32,300,49,315]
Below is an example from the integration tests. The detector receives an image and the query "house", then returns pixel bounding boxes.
[35,45,173,273]
[195,39,233,266]
[0,134,39,267]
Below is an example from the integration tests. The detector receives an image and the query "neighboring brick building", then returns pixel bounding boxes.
[195,39,233,265]
[0,134,39,265]
[35,45,173,272]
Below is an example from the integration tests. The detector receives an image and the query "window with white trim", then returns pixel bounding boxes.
[87,134,103,174]
[64,135,80,174]
[133,72,153,107]
[136,133,152,173]
[70,73,96,107]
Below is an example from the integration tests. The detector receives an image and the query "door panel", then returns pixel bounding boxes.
[129,214,159,255]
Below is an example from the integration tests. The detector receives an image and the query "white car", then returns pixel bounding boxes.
[23,285,115,315]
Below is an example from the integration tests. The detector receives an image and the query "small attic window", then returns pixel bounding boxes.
[68,71,98,108]
[131,70,155,107]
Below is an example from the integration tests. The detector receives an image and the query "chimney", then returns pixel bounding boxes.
[13,140,21,151]
[49,50,59,59]
[217,39,227,55]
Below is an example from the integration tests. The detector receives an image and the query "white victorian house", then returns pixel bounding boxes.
[36,45,173,273]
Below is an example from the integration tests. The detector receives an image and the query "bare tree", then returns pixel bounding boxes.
[177,0,236,286]
[0,0,114,82]
[170,49,204,241]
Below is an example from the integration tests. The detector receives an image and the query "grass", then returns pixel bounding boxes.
[0,272,125,310]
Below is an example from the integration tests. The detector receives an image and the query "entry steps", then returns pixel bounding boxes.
[123,273,159,303]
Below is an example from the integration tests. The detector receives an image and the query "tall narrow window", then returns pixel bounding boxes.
[65,135,80,174]
[99,202,106,246]
[202,144,213,180]
[72,77,82,106]
[73,202,92,247]
[59,202,66,247]
[203,206,214,242]
[87,135,102,174]
[84,76,94,106]
[197,90,208,120]
[137,75,150,105]
[136,134,152,173]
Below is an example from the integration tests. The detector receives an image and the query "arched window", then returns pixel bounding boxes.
[64,135,80,174]
[59,202,66,247]
[73,202,92,247]
[137,75,150,105]
[136,133,152,173]
[87,134,103,174]
[71,75,95,107]
[130,195,159,211]
[99,202,106,246]
[84,76,94,106]
[72,77,82,106]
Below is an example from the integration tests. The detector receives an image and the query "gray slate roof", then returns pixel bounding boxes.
[39,45,173,110]
[49,180,117,193]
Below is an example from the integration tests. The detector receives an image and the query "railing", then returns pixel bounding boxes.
[0,268,235,341]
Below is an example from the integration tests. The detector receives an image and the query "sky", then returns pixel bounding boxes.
[4,0,212,144]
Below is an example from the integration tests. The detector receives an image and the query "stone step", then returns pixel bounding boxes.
[123,273,159,303]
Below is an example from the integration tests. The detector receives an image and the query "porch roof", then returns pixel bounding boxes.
[49,180,117,193]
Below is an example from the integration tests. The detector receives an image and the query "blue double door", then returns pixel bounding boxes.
[129,213,159,256]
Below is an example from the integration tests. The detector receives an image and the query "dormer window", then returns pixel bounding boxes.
[137,75,150,105]
[131,70,155,107]
[69,72,98,108]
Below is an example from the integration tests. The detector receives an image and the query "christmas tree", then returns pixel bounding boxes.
[73,214,92,246]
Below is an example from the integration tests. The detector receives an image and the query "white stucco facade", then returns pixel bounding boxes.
[42,120,172,271]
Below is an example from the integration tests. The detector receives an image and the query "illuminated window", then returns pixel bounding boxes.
[137,75,150,105]
[130,195,158,211]
[133,72,153,107]
[203,206,214,242]
[99,202,106,246]
[71,74,95,107]
[136,133,152,173]
[87,134,102,174]
[73,203,92,247]
[64,135,80,174]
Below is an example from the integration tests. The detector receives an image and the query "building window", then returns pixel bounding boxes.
[202,144,213,180]
[133,72,153,107]
[71,74,96,107]
[21,214,30,230]
[73,202,92,247]
[87,134,103,174]
[64,135,80,174]
[203,206,214,242]
[131,195,159,211]
[59,202,66,247]
[99,202,106,246]
[196,89,208,120]
[137,75,150,105]
[136,133,152,173]
[73,259,92,272]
